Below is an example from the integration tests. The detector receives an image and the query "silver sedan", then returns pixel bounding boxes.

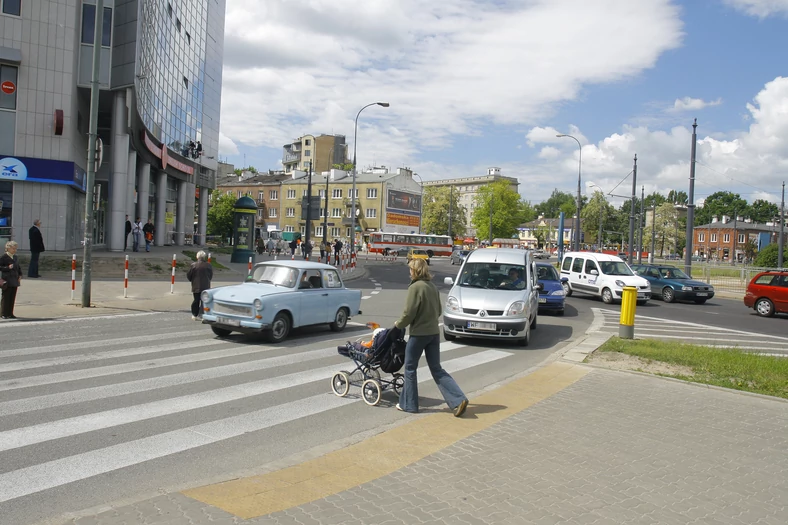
[450,250,469,265]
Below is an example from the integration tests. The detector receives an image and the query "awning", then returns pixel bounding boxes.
[0,46,22,64]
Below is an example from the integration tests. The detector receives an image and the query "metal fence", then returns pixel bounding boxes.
[687,263,771,294]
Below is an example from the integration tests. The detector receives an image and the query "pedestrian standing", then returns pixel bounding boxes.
[28,219,45,278]
[394,258,468,416]
[131,217,143,252]
[124,215,132,251]
[0,241,23,319]
[266,238,275,256]
[142,219,155,252]
[289,239,297,257]
[319,240,327,262]
[186,250,213,321]
[333,238,343,265]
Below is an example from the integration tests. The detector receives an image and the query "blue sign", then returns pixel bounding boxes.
[0,155,86,192]
[0,157,28,181]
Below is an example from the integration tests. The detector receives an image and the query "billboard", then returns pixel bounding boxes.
[300,196,322,220]
[386,189,421,228]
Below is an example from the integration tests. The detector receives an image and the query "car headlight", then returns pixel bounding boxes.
[201,291,212,304]
[253,298,264,311]
[682,286,693,291]
[446,296,461,313]
[550,289,566,296]
[506,301,526,316]
[615,280,626,288]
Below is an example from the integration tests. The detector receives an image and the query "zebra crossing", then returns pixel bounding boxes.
[594,308,788,356]
[0,313,513,514]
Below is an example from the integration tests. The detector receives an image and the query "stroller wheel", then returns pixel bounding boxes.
[392,374,405,396]
[331,372,351,397]
[361,379,382,406]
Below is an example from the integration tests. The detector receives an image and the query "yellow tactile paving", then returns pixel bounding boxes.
[182,362,590,519]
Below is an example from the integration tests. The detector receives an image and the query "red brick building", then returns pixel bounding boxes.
[692,216,785,262]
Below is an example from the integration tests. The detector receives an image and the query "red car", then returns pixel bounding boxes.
[743,270,788,317]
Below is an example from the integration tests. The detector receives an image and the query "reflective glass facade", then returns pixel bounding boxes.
[137,0,224,161]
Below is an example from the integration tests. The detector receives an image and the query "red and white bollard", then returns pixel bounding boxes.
[248,256,253,276]
[71,254,76,301]
[351,252,356,272]
[170,254,176,294]
[208,252,212,264]
[124,255,129,298]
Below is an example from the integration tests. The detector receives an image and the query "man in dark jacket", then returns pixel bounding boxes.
[142,219,155,252]
[28,219,45,278]
[186,250,213,320]
[124,215,132,251]
[333,239,343,265]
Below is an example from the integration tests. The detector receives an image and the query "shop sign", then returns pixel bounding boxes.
[0,157,28,181]
[141,131,194,176]
[0,81,15,95]
[0,156,87,192]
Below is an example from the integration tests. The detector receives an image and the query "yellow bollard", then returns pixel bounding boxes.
[619,286,637,339]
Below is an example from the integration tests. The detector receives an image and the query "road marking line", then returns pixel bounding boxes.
[361,296,372,300]
[0,352,510,504]
[0,330,201,358]
[370,291,380,295]
[0,312,161,327]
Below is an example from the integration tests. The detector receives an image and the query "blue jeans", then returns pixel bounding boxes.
[398,334,467,413]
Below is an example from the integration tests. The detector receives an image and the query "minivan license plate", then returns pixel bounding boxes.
[217,316,241,327]
[468,321,495,331]
[696,292,708,297]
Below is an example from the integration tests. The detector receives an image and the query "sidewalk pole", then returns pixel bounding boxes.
[207,252,211,264]
[71,254,76,301]
[248,256,252,276]
[170,254,176,294]
[123,255,129,298]
[619,286,637,339]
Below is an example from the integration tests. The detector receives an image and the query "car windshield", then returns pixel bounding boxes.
[537,265,559,281]
[413,250,427,255]
[458,262,527,289]
[250,265,299,287]
[659,267,689,279]
[599,261,634,276]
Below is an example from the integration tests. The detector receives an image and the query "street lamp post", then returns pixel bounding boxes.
[412,172,424,234]
[557,134,582,251]
[588,184,606,253]
[351,102,389,258]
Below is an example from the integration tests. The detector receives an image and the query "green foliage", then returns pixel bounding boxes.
[642,202,683,256]
[666,189,688,205]
[580,191,616,244]
[748,199,780,223]
[332,163,355,171]
[536,189,576,218]
[233,166,258,175]
[471,181,535,241]
[207,192,236,240]
[744,239,758,261]
[754,243,787,268]
[695,191,748,226]
[421,186,467,237]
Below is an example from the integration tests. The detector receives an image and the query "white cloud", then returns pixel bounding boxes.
[723,0,788,18]
[670,97,723,112]
[538,146,561,160]
[220,0,683,169]
[218,132,239,156]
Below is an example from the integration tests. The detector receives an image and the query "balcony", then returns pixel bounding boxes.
[283,152,301,163]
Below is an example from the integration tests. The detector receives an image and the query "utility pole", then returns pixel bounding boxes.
[638,186,645,263]
[684,119,698,276]
[488,186,494,246]
[598,203,604,253]
[304,160,312,255]
[650,204,656,263]
[627,154,637,265]
[323,151,332,248]
[448,185,453,241]
[81,0,104,308]
[731,208,737,266]
[779,181,785,268]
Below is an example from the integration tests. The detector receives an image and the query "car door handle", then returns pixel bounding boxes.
[322,293,329,296]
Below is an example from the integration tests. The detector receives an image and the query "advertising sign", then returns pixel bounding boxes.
[0,156,87,192]
[386,189,421,228]
[0,81,15,95]
[300,196,322,221]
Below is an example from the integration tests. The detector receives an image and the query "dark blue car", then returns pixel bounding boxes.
[536,263,565,315]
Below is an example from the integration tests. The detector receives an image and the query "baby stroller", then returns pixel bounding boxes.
[331,324,407,406]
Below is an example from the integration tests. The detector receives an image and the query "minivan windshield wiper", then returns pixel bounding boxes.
[460,283,487,288]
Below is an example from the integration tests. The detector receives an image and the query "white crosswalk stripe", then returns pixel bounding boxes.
[0,315,512,505]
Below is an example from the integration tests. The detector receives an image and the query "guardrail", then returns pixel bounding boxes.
[688,263,772,294]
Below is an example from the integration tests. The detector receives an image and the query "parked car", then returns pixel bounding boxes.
[450,249,470,265]
[532,249,550,259]
[535,262,565,314]
[663,254,681,260]
[743,270,788,317]
[443,248,542,346]
[407,248,430,265]
[631,264,714,304]
[200,261,362,342]
[560,252,651,304]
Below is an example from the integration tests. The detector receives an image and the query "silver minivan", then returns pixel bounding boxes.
[443,248,542,346]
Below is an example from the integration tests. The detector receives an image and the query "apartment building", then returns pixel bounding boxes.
[214,172,291,233]
[693,215,786,261]
[517,216,581,250]
[281,134,348,174]
[420,167,519,238]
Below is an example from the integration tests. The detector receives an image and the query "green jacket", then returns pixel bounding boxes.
[395,278,442,336]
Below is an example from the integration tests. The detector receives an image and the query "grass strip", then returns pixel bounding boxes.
[182,250,228,270]
[596,337,788,399]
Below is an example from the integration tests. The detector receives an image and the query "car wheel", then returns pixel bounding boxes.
[517,322,530,347]
[443,329,457,341]
[330,308,349,332]
[530,312,537,329]
[562,281,572,297]
[211,326,232,338]
[265,312,291,343]
[601,288,614,304]
[694,298,707,305]
[661,287,675,303]
[426,250,434,258]
[755,298,775,317]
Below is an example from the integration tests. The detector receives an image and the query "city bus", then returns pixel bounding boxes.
[368,232,453,257]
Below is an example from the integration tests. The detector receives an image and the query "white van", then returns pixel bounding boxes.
[443,248,542,346]
[560,252,651,304]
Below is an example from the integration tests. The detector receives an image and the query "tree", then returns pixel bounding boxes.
[754,243,787,268]
[332,163,354,171]
[744,239,758,262]
[643,202,682,256]
[695,191,748,226]
[666,190,688,205]
[536,189,575,218]
[747,199,779,223]
[207,192,236,241]
[472,181,534,241]
[580,192,616,245]
[421,186,467,238]
[233,166,258,175]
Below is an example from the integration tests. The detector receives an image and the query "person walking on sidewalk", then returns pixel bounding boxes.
[187,250,213,321]
[142,219,155,252]
[394,258,469,416]
[131,217,143,252]
[28,219,45,278]
[124,215,132,251]
[333,238,343,265]
[0,241,22,319]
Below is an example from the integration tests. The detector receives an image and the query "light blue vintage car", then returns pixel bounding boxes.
[201,260,362,343]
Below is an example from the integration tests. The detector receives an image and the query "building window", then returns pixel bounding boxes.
[305,139,311,146]
[332,208,342,218]
[2,0,21,16]
[176,18,181,32]
[257,209,263,218]
[269,208,277,218]
[185,31,191,45]
[167,2,172,17]
[0,65,18,111]
[303,189,308,197]
[367,188,377,198]
[269,190,278,200]
[300,226,306,236]
[237,190,243,198]
[366,209,377,218]
[330,227,341,237]
[710,233,717,243]
[346,228,351,237]
[81,4,113,47]
[287,189,296,199]
[304,150,311,157]
[258,192,264,201]
[284,225,295,233]
[316,226,324,237]
[347,189,358,199]
[183,76,189,89]
[332,189,342,199]
[723,233,730,243]
[319,207,326,217]
[738,233,745,243]
[318,189,325,198]
[698,233,705,242]
[286,208,295,217]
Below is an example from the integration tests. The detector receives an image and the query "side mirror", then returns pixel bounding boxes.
[589,269,599,276]
[560,277,569,283]
[536,282,544,291]
[444,277,454,285]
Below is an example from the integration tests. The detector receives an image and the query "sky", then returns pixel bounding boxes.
[216,0,788,209]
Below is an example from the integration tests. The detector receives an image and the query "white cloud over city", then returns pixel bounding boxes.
[723,0,788,17]
[670,97,723,112]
